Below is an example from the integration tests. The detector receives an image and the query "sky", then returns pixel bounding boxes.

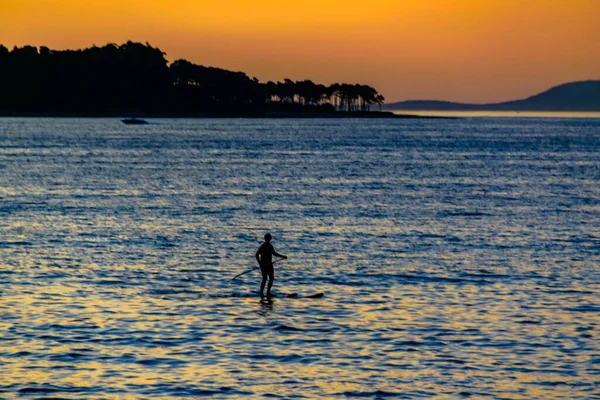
[2,0,599,103]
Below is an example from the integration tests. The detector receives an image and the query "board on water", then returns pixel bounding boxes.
[259,292,324,302]
[284,292,324,299]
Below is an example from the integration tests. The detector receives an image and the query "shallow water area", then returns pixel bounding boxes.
[0,117,599,399]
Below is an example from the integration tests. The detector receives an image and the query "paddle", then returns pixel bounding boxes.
[229,258,285,282]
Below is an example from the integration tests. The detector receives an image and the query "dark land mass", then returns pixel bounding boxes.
[384,81,600,112]
[0,110,442,119]
[0,41,434,118]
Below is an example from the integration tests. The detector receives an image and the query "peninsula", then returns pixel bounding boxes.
[0,41,403,118]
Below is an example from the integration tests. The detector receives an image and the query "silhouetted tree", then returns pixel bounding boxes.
[375,94,385,111]
[0,41,385,115]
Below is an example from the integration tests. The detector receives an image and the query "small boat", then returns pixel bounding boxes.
[121,118,148,125]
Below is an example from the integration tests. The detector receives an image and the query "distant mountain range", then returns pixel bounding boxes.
[383,80,600,111]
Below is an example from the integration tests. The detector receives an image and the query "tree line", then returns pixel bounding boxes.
[0,41,385,115]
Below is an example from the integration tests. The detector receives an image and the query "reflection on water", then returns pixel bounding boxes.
[0,117,599,398]
[257,298,275,317]
[392,110,600,118]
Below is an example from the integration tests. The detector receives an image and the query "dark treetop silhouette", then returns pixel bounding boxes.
[0,41,389,117]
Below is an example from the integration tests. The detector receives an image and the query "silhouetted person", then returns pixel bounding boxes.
[255,233,287,298]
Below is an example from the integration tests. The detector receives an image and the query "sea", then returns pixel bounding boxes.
[0,116,598,399]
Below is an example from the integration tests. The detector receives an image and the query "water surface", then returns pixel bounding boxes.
[391,110,600,119]
[0,117,599,398]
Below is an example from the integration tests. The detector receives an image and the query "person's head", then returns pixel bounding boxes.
[264,233,272,243]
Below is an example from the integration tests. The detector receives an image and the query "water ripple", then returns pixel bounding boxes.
[0,117,598,398]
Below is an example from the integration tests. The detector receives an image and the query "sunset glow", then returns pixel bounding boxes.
[2,0,599,102]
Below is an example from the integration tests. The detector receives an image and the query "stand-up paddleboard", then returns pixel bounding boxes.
[285,292,324,299]
[259,292,324,302]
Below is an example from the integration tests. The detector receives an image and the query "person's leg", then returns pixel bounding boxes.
[260,268,268,297]
[266,268,274,297]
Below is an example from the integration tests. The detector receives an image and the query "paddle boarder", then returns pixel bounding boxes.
[255,233,287,298]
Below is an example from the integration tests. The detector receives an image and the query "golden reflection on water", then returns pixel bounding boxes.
[2,250,598,399]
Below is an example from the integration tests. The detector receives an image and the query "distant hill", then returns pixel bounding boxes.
[384,81,600,111]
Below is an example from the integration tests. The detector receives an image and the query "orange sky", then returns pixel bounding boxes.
[2,0,599,103]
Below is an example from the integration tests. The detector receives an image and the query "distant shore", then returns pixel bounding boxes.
[383,80,600,112]
[1,42,391,119]
[0,111,457,119]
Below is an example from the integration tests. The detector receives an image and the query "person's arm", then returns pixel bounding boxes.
[272,246,287,259]
[255,246,262,265]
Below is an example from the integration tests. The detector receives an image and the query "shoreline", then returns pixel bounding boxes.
[0,111,457,119]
